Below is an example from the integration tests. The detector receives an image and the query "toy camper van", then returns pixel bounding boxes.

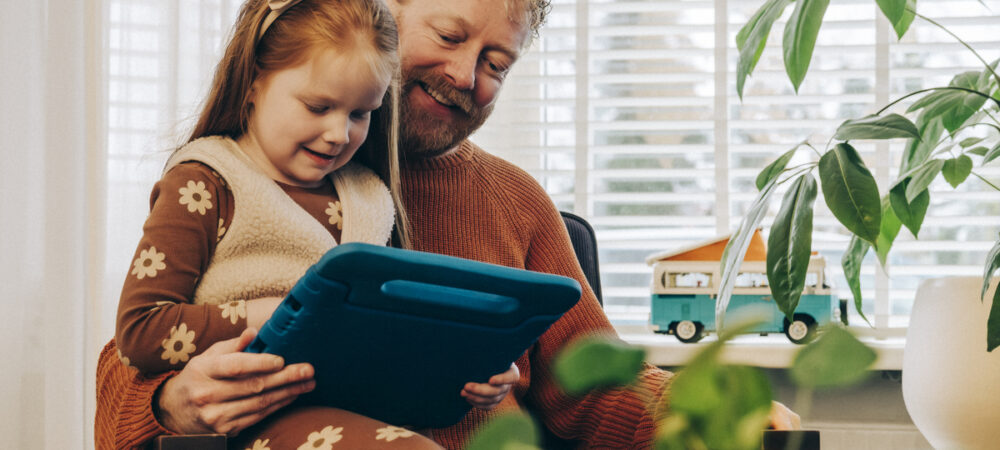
[645,230,846,344]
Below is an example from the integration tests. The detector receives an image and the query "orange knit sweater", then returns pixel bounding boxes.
[95,140,672,449]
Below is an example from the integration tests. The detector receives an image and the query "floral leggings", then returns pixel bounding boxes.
[229,406,443,450]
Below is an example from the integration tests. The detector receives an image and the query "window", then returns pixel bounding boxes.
[473,0,1000,331]
[102,0,1000,339]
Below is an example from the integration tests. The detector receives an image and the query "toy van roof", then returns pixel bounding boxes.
[644,229,766,266]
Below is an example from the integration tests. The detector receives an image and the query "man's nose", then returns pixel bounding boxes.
[322,114,350,145]
[443,50,477,91]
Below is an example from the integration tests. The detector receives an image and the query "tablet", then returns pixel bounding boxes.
[245,242,581,428]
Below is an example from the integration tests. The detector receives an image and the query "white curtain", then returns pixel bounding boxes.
[1,0,102,447]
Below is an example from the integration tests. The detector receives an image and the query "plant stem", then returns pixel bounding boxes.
[972,171,1000,192]
[874,87,1000,116]
[915,12,1000,89]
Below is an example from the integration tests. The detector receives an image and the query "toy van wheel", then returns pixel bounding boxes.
[674,320,703,343]
[784,314,816,344]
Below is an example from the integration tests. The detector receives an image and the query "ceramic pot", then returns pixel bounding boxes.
[902,276,1000,449]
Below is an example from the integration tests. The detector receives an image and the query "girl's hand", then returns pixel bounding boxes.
[461,363,520,410]
[155,328,316,436]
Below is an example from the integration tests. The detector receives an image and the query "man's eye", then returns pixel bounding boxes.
[439,34,459,44]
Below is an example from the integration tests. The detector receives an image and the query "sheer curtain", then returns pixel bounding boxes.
[1,0,103,447]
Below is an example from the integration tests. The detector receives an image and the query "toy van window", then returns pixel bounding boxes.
[672,272,712,288]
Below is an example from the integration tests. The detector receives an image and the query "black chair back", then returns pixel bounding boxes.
[560,211,603,305]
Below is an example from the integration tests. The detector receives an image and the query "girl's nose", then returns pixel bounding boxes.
[322,114,350,145]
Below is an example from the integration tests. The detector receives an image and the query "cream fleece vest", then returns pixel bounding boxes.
[165,136,395,305]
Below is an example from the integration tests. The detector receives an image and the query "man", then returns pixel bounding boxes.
[96,0,796,448]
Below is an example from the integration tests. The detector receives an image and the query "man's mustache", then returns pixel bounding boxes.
[405,72,475,116]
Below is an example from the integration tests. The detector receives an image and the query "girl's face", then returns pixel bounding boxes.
[239,45,390,188]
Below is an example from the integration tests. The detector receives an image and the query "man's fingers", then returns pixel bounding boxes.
[207,351,287,379]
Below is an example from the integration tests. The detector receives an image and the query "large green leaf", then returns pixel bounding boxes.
[889,181,930,237]
[553,337,646,396]
[942,155,974,187]
[718,178,780,330]
[833,113,920,141]
[466,412,541,450]
[906,72,989,133]
[818,144,882,245]
[876,196,902,267]
[904,159,945,202]
[782,0,830,92]
[841,236,872,326]
[791,326,876,389]
[983,236,1000,301]
[736,0,795,98]
[767,174,817,320]
[756,146,801,190]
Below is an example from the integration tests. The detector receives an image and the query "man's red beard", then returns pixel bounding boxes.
[398,67,494,158]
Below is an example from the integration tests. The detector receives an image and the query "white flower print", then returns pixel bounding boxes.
[375,426,415,442]
[325,201,343,230]
[178,180,213,215]
[217,218,227,241]
[116,348,133,369]
[160,323,197,365]
[246,439,270,450]
[131,246,166,280]
[297,425,343,450]
[219,300,247,325]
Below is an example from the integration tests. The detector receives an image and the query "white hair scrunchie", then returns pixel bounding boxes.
[257,0,305,39]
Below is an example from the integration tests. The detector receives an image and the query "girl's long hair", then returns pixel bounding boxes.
[186,0,410,248]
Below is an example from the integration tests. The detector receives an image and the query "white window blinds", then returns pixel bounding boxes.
[473,0,1000,330]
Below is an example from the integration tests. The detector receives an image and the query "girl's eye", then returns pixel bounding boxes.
[305,103,328,114]
[351,110,372,120]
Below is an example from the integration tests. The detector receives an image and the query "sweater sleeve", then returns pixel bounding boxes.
[517,189,673,448]
[115,162,244,374]
[95,339,177,450]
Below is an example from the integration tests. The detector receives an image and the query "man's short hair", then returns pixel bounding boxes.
[509,0,551,46]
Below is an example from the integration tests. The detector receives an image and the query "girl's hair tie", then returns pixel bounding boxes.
[257,0,305,39]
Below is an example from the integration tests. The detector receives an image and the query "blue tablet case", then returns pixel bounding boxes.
[245,242,581,428]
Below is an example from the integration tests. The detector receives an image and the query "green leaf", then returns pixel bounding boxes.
[906,73,989,133]
[905,159,945,202]
[833,113,921,141]
[782,0,830,92]
[818,144,882,245]
[983,143,1000,165]
[876,196,901,267]
[982,236,1000,301]
[900,115,944,174]
[889,181,930,237]
[465,412,541,450]
[960,137,986,148]
[718,178,780,330]
[942,155,974,187]
[877,0,917,39]
[736,0,795,98]
[989,287,1000,352]
[967,146,990,157]
[756,146,800,191]
[791,326,876,389]
[553,337,646,396]
[767,174,817,321]
[841,236,872,326]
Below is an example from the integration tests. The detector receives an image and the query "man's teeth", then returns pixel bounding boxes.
[425,86,455,107]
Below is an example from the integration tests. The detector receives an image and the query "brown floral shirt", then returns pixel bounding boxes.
[115,162,345,373]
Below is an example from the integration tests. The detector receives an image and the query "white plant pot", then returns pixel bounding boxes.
[902,276,1000,449]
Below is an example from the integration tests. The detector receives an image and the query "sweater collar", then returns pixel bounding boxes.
[401,140,477,171]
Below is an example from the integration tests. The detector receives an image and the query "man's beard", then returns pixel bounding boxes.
[398,67,494,158]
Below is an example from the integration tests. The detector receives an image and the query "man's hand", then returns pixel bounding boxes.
[461,363,520,410]
[155,328,316,436]
[768,400,801,430]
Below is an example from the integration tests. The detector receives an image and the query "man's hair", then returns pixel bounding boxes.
[508,0,551,47]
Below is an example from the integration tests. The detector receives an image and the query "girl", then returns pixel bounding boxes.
[112,0,512,447]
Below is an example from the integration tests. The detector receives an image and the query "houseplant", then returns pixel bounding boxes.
[718,0,1000,352]
[721,0,1000,447]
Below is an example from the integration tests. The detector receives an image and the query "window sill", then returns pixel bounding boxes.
[616,325,905,370]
